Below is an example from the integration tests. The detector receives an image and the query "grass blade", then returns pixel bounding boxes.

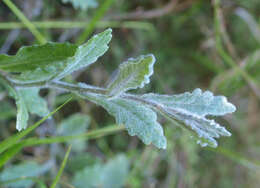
[50,145,72,188]
[0,97,72,154]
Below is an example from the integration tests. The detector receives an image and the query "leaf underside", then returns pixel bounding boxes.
[79,93,167,149]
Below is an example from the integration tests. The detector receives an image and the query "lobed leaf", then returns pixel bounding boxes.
[139,89,236,147]
[107,54,155,97]
[79,92,167,149]
[140,88,236,116]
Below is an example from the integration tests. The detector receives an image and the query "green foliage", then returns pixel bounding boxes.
[57,113,90,151]
[81,93,167,149]
[72,154,129,188]
[0,29,236,148]
[1,0,259,187]
[0,161,47,188]
[107,54,155,97]
[140,89,236,147]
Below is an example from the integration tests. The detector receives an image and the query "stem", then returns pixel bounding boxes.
[3,0,47,44]
[76,0,114,44]
[22,125,125,147]
[213,0,260,98]
[0,21,154,31]
[50,145,71,188]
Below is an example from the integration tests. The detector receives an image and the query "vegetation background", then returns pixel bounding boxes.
[0,0,259,187]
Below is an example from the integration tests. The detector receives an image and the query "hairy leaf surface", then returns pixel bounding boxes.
[107,54,155,97]
[55,28,112,80]
[79,93,167,149]
[139,89,236,147]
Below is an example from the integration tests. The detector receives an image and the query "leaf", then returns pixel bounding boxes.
[19,88,49,117]
[72,154,129,188]
[3,29,112,83]
[0,161,47,188]
[15,88,50,131]
[107,54,155,97]
[139,88,236,147]
[0,42,77,72]
[15,91,29,131]
[57,113,90,151]
[54,28,112,80]
[141,88,236,116]
[62,0,98,10]
[79,93,167,149]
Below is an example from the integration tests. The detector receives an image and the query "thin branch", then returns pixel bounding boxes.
[108,0,195,20]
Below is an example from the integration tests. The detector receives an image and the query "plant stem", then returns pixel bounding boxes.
[76,0,114,44]
[50,145,71,188]
[0,21,154,31]
[22,125,125,147]
[2,0,47,44]
[213,0,260,98]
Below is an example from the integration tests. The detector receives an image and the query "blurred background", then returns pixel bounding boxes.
[0,0,260,187]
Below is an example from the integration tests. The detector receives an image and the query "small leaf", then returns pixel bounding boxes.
[57,113,90,152]
[139,89,236,147]
[15,91,29,131]
[55,28,112,80]
[107,54,155,97]
[19,88,49,117]
[79,93,167,149]
[72,154,129,188]
[0,161,47,188]
[62,0,98,10]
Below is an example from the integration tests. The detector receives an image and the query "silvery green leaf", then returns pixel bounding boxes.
[19,88,49,117]
[107,54,155,97]
[15,91,29,131]
[55,28,112,80]
[79,93,167,149]
[141,89,236,116]
[139,89,236,147]
[72,154,129,188]
[0,77,29,131]
[62,0,98,10]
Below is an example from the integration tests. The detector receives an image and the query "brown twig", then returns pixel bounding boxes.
[109,0,196,20]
